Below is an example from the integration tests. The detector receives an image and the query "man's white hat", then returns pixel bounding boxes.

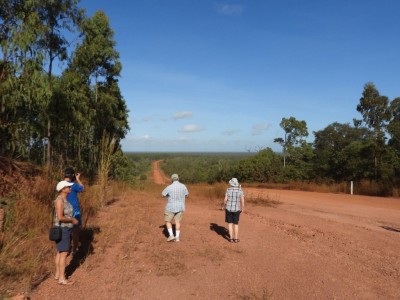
[229,178,239,187]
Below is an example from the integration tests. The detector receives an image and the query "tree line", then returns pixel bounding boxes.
[1,2,399,193]
[162,83,400,196]
[0,0,129,178]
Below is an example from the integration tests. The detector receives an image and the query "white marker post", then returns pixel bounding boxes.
[350,181,353,195]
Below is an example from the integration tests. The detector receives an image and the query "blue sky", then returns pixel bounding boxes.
[81,0,400,152]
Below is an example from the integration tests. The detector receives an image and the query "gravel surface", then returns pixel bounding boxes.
[27,162,400,300]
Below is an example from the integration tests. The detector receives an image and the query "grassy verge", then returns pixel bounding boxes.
[0,175,133,298]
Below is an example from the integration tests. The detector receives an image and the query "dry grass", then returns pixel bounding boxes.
[246,192,282,208]
[97,133,117,206]
[0,173,132,298]
[0,195,54,296]
[248,181,400,197]
[355,180,398,197]
[188,183,283,209]
[187,183,224,199]
[249,182,349,194]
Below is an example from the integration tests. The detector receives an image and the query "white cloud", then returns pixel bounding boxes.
[173,111,193,120]
[179,124,204,133]
[251,123,271,136]
[215,4,244,15]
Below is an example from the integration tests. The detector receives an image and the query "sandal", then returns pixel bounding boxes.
[234,239,240,243]
[58,279,74,285]
[229,238,234,243]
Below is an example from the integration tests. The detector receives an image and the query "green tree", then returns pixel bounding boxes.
[388,97,400,150]
[274,117,308,168]
[356,83,391,180]
[65,10,129,175]
[35,0,84,168]
[313,122,373,181]
[235,148,282,182]
[0,0,49,159]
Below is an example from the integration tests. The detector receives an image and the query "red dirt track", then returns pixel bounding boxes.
[152,160,169,185]
[27,162,400,300]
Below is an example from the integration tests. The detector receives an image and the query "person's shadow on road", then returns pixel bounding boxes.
[65,226,100,278]
[210,223,230,241]
[159,224,176,237]
[380,226,400,233]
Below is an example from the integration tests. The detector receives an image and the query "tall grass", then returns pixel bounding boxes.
[98,132,117,206]
[247,181,400,197]
[189,183,226,200]
[0,172,131,298]
[249,182,348,194]
[246,191,282,208]
[0,189,54,296]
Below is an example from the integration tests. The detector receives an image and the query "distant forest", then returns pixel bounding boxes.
[160,82,400,196]
[1,2,399,195]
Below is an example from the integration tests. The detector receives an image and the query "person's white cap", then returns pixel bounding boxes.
[56,180,74,192]
[171,174,179,181]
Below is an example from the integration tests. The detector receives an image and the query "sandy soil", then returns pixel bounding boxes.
[27,163,400,300]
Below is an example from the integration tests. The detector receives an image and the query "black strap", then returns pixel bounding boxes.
[51,207,60,227]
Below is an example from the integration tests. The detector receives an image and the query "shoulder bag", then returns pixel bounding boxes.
[49,207,61,242]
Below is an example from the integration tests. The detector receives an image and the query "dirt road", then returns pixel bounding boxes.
[152,160,169,185]
[29,164,400,300]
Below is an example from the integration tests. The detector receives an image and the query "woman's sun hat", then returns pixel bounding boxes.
[56,180,74,192]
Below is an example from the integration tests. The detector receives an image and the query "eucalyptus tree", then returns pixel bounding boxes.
[0,0,49,159]
[65,10,129,174]
[35,0,84,167]
[274,117,308,168]
[58,67,92,167]
[356,83,391,180]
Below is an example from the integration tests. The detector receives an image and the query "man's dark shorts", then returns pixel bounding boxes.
[225,210,241,224]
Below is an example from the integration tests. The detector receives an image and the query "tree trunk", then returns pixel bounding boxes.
[46,119,51,169]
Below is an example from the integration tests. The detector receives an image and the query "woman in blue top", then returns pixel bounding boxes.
[64,167,84,254]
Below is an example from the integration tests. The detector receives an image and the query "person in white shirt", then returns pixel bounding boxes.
[223,178,244,243]
[161,174,189,242]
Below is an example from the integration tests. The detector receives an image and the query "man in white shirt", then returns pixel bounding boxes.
[161,174,189,242]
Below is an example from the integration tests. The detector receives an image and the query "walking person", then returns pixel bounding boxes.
[162,174,189,242]
[54,180,79,285]
[64,167,84,254]
[223,178,244,243]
